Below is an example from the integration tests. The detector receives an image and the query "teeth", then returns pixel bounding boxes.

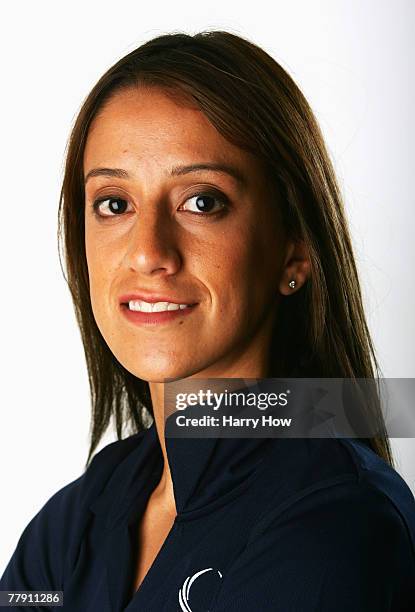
[128,300,190,312]
[139,301,153,313]
[153,302,173,312]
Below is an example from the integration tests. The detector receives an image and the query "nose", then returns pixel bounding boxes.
[122,207,182,277]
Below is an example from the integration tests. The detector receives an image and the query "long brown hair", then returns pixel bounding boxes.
[57,30,393,468]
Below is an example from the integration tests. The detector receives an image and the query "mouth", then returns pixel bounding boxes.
[122,299,198,313]
[119,300,199,326]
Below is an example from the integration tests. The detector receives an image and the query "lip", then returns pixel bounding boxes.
[118,292,199,327]
[120,302,198,326]
[119,293,198,306]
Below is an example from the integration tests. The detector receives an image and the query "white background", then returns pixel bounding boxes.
[1,0,414,570]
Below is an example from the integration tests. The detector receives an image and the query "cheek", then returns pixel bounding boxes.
[85,228,119,316]
[201,232,260,317]
[208,223,280,320]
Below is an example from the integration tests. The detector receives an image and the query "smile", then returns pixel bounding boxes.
[128,300,191,312]
[120,301,198,326]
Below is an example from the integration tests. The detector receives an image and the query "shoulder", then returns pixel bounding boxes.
[0,429,148,591]
[214,439,415,611]
[255,437,415,551]
[335,438,415,551]
[37,428,149,533]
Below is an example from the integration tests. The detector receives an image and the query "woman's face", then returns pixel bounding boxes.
[83,86,290,382]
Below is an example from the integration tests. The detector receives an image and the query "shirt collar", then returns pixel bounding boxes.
[88,386,274,528]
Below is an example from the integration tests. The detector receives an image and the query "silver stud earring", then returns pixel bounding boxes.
[288,279,296,289]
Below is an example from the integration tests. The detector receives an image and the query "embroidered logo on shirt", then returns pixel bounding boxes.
[178,567,223,612]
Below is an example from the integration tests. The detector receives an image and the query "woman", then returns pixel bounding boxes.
[1,30,414,611]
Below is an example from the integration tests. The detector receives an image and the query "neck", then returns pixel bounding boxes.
[146,383,175,512]
[148,355,271,514]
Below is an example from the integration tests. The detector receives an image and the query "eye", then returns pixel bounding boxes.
[92,196,132,217]
[181,191,228,215]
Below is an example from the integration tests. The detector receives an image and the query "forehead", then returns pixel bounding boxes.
[83,86,261,177]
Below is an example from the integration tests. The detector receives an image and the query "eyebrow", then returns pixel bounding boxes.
[84,163,246,186]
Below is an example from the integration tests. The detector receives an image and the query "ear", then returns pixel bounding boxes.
[278,239,311,296]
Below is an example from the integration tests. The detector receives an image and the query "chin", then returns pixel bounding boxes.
[119,355,203,383]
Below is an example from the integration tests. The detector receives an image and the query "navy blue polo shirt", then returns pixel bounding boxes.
[1,419,415,611]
